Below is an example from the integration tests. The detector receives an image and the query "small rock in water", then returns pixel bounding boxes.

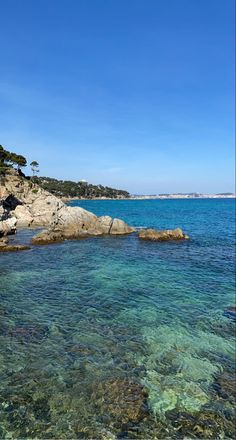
[0,244,30,252]
[138,228,189,242]
[0,237,30,252]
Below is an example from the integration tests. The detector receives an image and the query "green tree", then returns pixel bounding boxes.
[12,153,27,170]
[0,145,27,174]
[0,145,13,173]
[30,161,39,176]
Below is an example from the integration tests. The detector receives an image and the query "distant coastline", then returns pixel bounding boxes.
[64,193,236,202]
[129,193,236,200]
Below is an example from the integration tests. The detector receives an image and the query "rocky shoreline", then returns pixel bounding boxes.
[0,171,189,250]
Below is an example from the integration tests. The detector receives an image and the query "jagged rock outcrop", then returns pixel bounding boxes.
[138,228,189,241]
[0,171,66,227]
[0,171,135,243]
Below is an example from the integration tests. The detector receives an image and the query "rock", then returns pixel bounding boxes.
[53,205,97,229]
[0,244,30,252]
[2,194,22,211]
[31,226,100,245]
[31,228,63,245]
[0,217,17,237]
[13,205,34,227]
[94,215,113,234]
[0,237,9,246]
[67,343,99,357]
[110,218,135,235]
[0,204,7,220]
[138,228,189,241]
[31,216,134,245]
[29,193,65,227]
[92,378,148,424]
[0,172,33,201]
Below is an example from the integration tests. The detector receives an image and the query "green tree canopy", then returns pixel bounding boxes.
[0,145,27,174]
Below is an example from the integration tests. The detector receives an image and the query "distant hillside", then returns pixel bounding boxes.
[33,176,130,199]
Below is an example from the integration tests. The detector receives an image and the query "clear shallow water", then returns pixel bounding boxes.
[0,199,235,439]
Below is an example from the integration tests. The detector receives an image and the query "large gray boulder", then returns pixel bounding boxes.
[32,216,135,245]
[53,205,97,229]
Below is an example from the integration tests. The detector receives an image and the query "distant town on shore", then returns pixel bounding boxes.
[130,192,235,199]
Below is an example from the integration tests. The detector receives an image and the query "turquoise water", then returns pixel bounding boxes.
[0,199,235,439]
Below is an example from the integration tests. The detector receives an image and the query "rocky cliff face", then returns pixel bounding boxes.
[0,170,135,242]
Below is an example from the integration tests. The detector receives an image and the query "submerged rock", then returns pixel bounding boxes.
[213,370,236,400]
[224,306,236,320]
[92,378,148,424]
[67,343,99,357]
[138,228,189,241]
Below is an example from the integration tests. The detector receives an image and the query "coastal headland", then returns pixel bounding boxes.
[0,169,135,243]
[0,169,190,249]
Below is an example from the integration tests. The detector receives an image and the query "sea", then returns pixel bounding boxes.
[0,198,235,439]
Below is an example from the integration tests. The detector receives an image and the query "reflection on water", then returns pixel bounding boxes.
[0,199,235,439]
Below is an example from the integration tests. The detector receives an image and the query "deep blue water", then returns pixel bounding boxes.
[0,199,235,439]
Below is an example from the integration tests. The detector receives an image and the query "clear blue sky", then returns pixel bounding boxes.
[0,0,235,194]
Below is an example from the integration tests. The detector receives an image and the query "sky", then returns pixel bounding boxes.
[0,0,235,194]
